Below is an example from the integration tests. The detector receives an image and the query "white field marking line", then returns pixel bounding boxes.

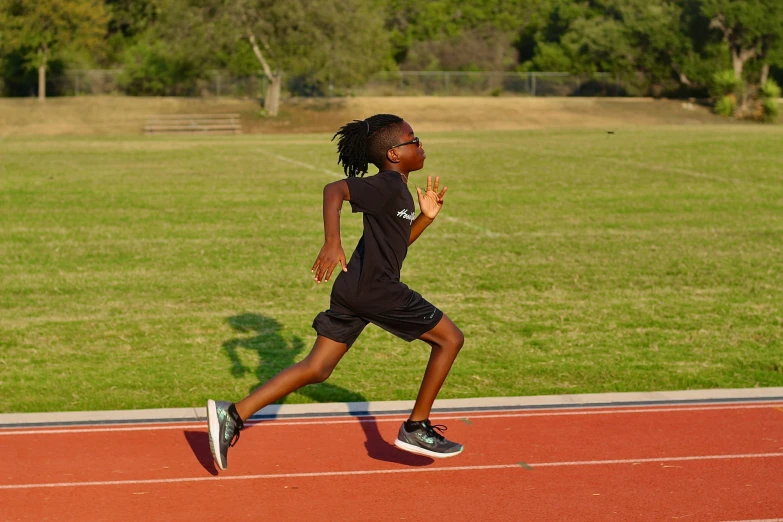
[442,216,501,237]
[257,148,340,179]
[598,157,737,184]
[1,452,782,490]
[512,145,739,184]
[258,148,501,238]
[3,402,782,436]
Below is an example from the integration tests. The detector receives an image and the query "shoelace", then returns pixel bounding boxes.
[228,407,244,447]
[423,422,449,442]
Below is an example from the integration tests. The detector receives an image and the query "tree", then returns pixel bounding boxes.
[202,0,389,115]
[0,0,108,101]
[701,0,783,81]
[386,0,539,70]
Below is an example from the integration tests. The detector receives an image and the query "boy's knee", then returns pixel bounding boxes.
[452,329,465,352]
[305,361,334,384]
[440,328,464,354]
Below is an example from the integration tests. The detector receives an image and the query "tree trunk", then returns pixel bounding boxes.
[244,25,281,117]
[673,63,692,87]
[38,49,47,101]
[731,45,757,80]
[264,73,281,117]
[761,63,770,85]
[731,48,743,79]
[247,30,273,81]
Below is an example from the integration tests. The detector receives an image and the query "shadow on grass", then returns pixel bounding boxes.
[185,313,432,474]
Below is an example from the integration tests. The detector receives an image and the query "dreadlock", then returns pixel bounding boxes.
[332,114,404,177]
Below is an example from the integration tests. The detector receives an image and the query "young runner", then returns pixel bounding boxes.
[207,114,465,470]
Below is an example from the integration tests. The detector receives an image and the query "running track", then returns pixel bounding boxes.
[2,398,783,521]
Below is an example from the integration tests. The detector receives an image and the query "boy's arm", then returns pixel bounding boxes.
[410,176,448,246]
[409,214,434,245]
[312,180,350,283]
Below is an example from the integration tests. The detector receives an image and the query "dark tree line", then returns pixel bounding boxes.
[1,0,781,117]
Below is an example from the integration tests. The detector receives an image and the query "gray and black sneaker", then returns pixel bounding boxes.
[206,399,243,471]
[394,420,464,458]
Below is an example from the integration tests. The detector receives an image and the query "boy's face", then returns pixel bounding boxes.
[389,121,425,172]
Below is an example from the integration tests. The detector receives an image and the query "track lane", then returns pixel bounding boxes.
[3,457,781,521]
[2,403,783,486]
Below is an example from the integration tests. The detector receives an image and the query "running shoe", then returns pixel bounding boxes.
[394,420,463,458]
[206,399,243,471]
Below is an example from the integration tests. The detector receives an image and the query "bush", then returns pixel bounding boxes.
[119,39,203,96]
[760,79,781,100]
[762,98,780,123]
[709,70,742,99]
[714,94,737,117]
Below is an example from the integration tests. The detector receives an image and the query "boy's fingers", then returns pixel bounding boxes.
[439,186,448,198]
[340,254,348,272]
[416,186,422,199]
[426,176,432,192]
[312,258,320,273]
[433,176,439,193]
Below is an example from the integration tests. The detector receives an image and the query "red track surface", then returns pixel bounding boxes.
[2,402,783,521]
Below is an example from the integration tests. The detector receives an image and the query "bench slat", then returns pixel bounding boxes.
[146,113,241,119]
[144,113,243,135]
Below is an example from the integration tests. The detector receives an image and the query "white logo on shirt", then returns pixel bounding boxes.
[397,209,415,224]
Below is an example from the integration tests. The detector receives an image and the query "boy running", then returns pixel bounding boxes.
[207,114,464,470]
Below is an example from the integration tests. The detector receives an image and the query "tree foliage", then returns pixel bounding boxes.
[0,0,108,99]
[701,0,783,80]
[1,0,783,100]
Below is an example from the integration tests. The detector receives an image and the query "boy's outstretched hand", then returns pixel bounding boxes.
[312,241,347,283]
[416,176,448,220]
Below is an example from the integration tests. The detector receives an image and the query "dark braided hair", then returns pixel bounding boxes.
[332,114,404,177]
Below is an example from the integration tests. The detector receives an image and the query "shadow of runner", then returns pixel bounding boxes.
[183,430,218,476]
[222,313,433,467]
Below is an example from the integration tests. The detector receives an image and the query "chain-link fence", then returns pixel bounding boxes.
[48,70,265,98]
[40,69,629,98]
[355,71,627,97]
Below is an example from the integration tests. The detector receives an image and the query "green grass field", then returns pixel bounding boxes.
[1,126,782,413]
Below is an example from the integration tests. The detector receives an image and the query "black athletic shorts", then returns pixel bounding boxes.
[312,290,444,348]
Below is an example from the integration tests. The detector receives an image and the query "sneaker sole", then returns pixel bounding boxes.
[206,400,226,471]
[393,438,464,459]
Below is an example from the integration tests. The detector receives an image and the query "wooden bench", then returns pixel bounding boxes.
[144,113,242,135]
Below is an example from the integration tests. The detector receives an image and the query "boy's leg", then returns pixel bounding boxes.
[234,335,349,420]
[409,314,464,421]
[207,335,349,470]
[391,313,464,458]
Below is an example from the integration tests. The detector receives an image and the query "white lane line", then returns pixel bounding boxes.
[1,452,781,490]
[2,402,782,436]
[719,519,783,522]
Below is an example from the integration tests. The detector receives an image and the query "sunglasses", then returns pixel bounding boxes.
[389,136,421,149]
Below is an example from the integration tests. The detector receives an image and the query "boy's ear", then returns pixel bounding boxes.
[386,148,401,164]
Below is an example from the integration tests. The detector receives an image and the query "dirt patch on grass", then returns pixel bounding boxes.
[0,95,741,136]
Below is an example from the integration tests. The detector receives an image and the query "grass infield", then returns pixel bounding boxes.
[1,126,781,413]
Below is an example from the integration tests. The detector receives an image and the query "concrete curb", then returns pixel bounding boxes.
[2,387,782,428]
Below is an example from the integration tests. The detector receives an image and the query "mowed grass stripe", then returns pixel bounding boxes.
[0,127,781,413]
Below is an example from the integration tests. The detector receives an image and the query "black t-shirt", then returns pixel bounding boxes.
[330,170,415,313]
